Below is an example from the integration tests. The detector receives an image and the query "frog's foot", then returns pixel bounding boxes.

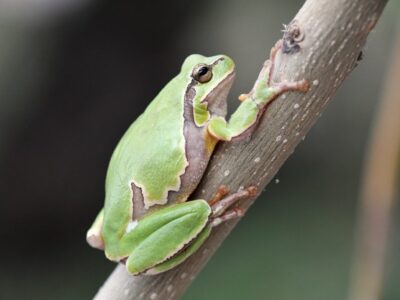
[269,78,310,96]
[209,186,257,227]
[267,39,310,95]
[271,42,310,92]
[208,185,229,206]
[211,207,245,227]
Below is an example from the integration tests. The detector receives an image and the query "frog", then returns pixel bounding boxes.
[87,40,309,275]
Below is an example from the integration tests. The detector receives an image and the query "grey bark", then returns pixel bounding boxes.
[94,0,388,299]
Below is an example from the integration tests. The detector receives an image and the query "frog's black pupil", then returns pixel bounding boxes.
[198,67,208,76]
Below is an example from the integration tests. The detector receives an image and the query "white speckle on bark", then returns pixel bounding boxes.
[335,62,342,72]
[283,139,288,144]
[150,292,158,300]
[181,272,188,279]
[313,79,319,86]
[295,132,300,136]
[275,178,280,184]
[254,157,261,163]
[167,285,174,293]
[334,78,340,87]
[224,170,230,176]
[294,103,300,109]
[276,135,282,142]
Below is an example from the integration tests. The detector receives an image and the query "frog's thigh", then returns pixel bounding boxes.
[145,225,211,275]
[126,200,211,274]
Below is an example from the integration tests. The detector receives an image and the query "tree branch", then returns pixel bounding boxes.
[94,0,388,299]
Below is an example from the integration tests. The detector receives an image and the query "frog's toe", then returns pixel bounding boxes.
[211,186,257,217]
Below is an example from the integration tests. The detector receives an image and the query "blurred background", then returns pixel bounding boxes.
[0,0,398,299]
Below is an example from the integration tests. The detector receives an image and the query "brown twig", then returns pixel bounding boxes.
[94,0,388,299]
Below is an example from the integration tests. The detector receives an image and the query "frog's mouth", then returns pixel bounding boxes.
[205,70,236,118]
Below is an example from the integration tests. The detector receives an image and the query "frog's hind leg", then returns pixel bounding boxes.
[144,225,211,275]
[125,200,212,275]
[143,187,257,275]
[209,186,257,227]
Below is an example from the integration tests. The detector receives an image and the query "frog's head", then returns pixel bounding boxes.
[181,54,236,127]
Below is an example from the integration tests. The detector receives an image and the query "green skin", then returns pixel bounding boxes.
[87,46,308,275]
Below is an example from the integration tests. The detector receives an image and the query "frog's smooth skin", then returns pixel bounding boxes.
[87,41,309,275]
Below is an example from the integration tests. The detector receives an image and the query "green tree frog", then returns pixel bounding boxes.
[87,41,309,275]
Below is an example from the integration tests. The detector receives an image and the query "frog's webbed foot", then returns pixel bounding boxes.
[208,185,229,206]
[208,186,257,227]
[266,39,310,94]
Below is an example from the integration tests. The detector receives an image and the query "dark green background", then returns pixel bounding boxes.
[0,0,398,299]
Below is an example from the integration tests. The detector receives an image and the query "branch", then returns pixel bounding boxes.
[94,0,388,299]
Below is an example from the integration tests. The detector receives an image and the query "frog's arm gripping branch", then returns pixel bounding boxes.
[208,41,309,142]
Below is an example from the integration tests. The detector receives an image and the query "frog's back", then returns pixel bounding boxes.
[105,75,189,211]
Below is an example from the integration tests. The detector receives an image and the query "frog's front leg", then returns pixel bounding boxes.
[208,40,309,142]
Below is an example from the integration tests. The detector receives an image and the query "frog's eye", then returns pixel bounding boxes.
[192,64,213,83]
